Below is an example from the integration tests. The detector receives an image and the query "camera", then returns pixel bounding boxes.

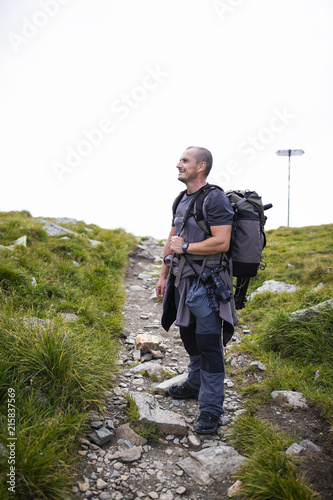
[200,267,231,304]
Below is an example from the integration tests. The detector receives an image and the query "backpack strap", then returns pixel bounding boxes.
[172,189,187,219]
[193,185,223,237]
[173,184,223,237]
[172,184,230,274]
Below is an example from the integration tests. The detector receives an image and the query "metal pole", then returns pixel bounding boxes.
[288,150,291,227]
[276,149,304,228]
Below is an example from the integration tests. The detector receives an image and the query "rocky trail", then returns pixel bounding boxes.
[73,238,333,500]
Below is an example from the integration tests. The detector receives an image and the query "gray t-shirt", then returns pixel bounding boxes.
[172,186,234,242]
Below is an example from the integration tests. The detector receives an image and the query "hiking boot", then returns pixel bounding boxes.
[194,411,220,434]
[168,381,199,400]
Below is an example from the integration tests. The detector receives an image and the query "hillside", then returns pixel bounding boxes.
[0,212,332,499]
[0,211,137,499]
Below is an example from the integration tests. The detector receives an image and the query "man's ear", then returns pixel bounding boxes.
[198,161,206,173]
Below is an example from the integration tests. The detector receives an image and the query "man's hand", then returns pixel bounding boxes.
[169,235,185,254]
[156,277,167,297]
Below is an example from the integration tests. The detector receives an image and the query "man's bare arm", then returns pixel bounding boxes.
[169,225,231,256]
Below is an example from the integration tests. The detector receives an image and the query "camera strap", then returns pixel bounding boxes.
[174,254,207,288]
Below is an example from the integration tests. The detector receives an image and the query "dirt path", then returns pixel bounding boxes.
[73,239,333,500]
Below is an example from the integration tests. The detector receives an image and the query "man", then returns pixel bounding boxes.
[156,146,238,434]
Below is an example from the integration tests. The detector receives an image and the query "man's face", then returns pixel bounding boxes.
[176,148,202,184]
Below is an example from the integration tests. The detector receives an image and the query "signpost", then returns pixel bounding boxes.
[276,149,304,227]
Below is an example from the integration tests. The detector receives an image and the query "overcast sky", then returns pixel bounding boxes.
[1,0,332,239]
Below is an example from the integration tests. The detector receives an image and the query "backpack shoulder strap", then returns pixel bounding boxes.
[172,184,223,237]
[172,189,187,217]
[193,184,224,237]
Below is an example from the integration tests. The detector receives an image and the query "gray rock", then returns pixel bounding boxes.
[154,373,188,396]
[88,239,102,246]
[271,390,308,408]
[188,435,201,447]
[286,443,305,455]
[78,481,90,492]
[159,494,174,500]
[299,439,321,452]
[53,217,79,225]
[227,480,243,498]
[90,420,103,429]
[249,280,298,300]
[0,235,27,251]
[89,427,113,446]
[96,478,108,489]
[110,470,121,479]
[220,416,231,426]
[133,349,141,361]
[130,361,164,378]
[178,446,247,486]
[118,446,143,462]
[23,317,53,329]
[106,419,115,430]
[250,361,267,371]
[136,247,157,259]
[138,273,152,280]
[99,492,112,500]
[115,423,148,446]
[15,235,27,246]
[58,312,79,322]
[289,299,333,321]
[131,392,187,436]
[43,222,77,236]
[135,333,164,353]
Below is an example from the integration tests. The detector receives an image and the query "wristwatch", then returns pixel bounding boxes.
[182,242,189,255]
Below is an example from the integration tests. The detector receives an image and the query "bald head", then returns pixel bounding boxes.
[186,147,213,177]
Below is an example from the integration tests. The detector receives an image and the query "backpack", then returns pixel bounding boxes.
[172,184,272,309]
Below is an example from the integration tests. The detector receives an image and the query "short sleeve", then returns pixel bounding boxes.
[204,189,234,226]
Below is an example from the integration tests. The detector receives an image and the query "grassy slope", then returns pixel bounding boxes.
[0,213,332,499]
[0,211,137,500]
[229,224,333,499]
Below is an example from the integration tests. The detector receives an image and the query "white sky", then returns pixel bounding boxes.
[1,0,332,240]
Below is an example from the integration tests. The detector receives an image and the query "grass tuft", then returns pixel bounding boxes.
[230,415,319,499]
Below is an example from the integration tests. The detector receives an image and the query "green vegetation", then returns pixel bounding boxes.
[0,212,332,499]
[0,211,137,500]
[229,224,333,498]
[230,416,318,499]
